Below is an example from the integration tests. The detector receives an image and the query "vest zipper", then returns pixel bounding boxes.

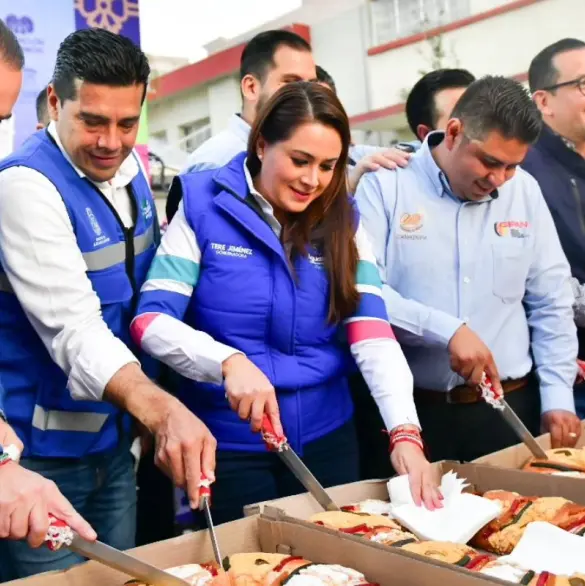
[571,178,585,235]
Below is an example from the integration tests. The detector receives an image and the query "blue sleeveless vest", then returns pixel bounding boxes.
[178,153,354,454]
[0,130,157,458]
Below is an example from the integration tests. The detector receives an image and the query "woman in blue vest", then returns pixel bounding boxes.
[132,82,440,525]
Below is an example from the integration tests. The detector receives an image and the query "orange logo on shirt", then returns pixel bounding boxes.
[495,221,530,238]
[400,213,424,232]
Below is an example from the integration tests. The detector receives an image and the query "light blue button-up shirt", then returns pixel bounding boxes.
[355,132,578,414]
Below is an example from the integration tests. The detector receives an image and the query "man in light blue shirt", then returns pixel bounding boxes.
[356,75,581,461]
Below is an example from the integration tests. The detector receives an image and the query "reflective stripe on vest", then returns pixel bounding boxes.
[32,405,109,433]
[82,224,155,271]
[0,273,13,294]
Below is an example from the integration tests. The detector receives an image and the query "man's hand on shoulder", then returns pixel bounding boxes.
[348,147,412,193]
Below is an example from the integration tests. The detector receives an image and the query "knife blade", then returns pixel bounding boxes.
[261,415,341,512]
[478,375,548,460]
[499,398,548,460]
[199,475,222,565]
[68,535,191,586]
[45,518,189,586]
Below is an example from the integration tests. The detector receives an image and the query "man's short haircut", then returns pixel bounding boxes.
[52,28,150,103]
[451,75,542,145]
[316,65,336,94]
[528,38,585,93]
[36,86,49,125]
[405,68,476,136]
[0,18,24,70]
[240,29,311,82]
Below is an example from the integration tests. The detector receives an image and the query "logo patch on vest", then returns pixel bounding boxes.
[86,207,111,248]
[86,207,102,236]
[141,200,153,220]
[308,253,325,267]
[210,242,254,259]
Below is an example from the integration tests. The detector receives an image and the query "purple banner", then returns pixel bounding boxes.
[74,0,141,45]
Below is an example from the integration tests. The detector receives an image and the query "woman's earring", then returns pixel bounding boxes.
[257,152,263,161]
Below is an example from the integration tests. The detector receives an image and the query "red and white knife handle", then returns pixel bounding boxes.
[198,474,212,508]
[260,414,287,452]
[45,515,74,551]
[478,373,504,405]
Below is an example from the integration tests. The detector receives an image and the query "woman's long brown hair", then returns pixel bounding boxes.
[247,82,359,323]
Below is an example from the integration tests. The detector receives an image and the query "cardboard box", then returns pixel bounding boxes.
[244,460,585,520]
[5,513,504,586]
[472,422,585,470]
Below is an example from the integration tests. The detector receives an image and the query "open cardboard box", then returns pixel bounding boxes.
[472,421,585,471]
[244,460,585,520]
[4,513,506,586]
[240,461,585,584]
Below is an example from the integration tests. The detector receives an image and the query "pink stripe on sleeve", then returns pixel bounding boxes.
[130,313,161,346]
[346,319,396,345]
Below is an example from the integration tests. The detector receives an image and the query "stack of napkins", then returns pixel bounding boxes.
[387,471,502,544]
[501,522,585,575]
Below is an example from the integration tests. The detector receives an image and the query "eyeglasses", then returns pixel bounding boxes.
[540,75,585,96]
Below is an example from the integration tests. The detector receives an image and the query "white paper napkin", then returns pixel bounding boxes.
[501,522,585,576]
[387,471,502,544]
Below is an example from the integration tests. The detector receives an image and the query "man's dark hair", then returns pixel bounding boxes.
[36,86,48,125]
[528,38,585,92]
[451,75,542,144]
[240,29,311,82]
[405,68,475,137]
[52,28,150,103]
[316,65,336,94]
[0,18,24,69]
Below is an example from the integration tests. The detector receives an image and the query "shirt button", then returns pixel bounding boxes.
[463,277,471,284]
[463,316,470,323]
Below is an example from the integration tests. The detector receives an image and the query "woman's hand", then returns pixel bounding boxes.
[391,440,443,511]
[222,354,283,435]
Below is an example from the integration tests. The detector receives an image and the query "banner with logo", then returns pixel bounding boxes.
[1,1,75,150]
[3,0,148,178]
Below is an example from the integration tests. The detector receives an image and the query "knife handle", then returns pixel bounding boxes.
[260,414,287,452]
[45,515,74,551]
[479,373,504,402]
[199,474,212,508]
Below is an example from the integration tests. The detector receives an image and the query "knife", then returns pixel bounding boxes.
[261,414,341,511]
[45,517,190,586]
[478,375,548,460]
[199,475,222,565]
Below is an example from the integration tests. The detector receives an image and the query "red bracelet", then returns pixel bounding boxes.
[384,427,425,453]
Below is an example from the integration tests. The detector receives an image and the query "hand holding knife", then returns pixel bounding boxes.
[44,516,190,586]
[261,414,340,511]
[198,474,222,565]
[478,373,548,460]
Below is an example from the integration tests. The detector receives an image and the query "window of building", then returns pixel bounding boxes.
[369,0,471,47]
[179,118,212,153]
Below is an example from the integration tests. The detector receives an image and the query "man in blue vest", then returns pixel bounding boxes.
[0,20,96,577]
[0,28,216,579]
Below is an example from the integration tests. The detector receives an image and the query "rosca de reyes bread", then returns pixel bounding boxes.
[471,490,585,555]
[124,553,377,586]
[523,448,585,477]
[309,510,401,533]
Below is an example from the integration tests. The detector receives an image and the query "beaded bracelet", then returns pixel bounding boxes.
[385,427,425,453]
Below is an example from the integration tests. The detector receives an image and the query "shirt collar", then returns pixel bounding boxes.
[228,114,252,146]
[417,131,452,198]
[418,130,498,201]
[47,121,140,189]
